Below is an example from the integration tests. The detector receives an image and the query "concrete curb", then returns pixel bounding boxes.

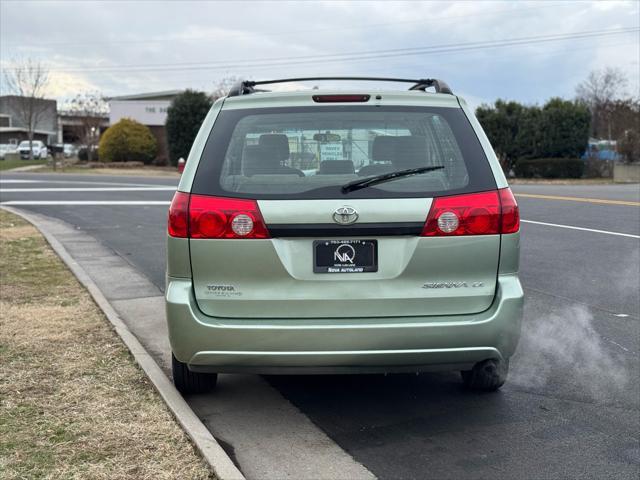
[2,206,245,480]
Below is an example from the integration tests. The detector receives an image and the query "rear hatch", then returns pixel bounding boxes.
[186,94,501,319]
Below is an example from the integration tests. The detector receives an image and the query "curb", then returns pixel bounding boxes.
[2,206,245,480]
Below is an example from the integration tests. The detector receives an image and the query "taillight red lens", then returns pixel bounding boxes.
[168,191,190,238]
[189,194,269,239]
[499,187,520,234]
[422,191,501,236]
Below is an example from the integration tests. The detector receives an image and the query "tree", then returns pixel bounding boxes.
[2,58,50,160]
[165,90,212,166]
[576,67,628,139]
[63,92,108,161]
[99,118,157,164]
[618,129,640,163]
[476,100,524,169]
[476,98,590,166]
[539,98,591,158]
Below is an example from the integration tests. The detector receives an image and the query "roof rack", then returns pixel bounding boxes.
[227,77,453,97]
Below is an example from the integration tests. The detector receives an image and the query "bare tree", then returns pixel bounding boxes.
[576,67,629,140]
[63,92,108,161]
[2,58,50,160]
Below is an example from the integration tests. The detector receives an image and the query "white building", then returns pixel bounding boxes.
[107,90,182,164]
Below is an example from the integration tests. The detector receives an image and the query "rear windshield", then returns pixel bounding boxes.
[192,105,495,199]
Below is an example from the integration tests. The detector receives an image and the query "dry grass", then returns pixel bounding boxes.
[0,210,213,479]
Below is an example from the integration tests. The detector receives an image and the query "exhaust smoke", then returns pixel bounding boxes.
[510,304,629,399]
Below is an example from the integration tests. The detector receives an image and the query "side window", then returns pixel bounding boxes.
[430,115,468,187]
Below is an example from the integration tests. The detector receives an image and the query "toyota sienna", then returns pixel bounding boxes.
[166,77,523,394]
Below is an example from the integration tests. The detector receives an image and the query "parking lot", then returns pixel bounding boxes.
[1,172,638,479]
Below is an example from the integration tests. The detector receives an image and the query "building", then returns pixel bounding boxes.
[107,90,182,164]
[0,95,57,145]
[58,112,109,145]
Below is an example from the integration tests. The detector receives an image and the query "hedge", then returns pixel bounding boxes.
[165,90,212,166]
[514,158,584,179]
[98,118,157,164]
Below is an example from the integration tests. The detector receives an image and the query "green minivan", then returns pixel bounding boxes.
[166,78,523,394]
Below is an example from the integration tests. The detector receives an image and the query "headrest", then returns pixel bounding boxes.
[243,144,280,176]
[392,136,427,169]
[371,136,396,162]
[259,134,289,160]
[319,160,355,174]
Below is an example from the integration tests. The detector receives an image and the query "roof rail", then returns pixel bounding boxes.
[227,77,453,97]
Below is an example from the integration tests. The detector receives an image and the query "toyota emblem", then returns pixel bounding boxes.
[333,206,359,225]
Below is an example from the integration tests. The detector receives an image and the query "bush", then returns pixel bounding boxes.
[98,118,157,164]
[514,158,585,179]
[476,98,590,168]
[166,90,212,166]
[77,146,98,162]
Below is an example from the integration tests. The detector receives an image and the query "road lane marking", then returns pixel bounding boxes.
[0,179,44,183]
[521,219,640,239]
[0,187,176,192]
[515,193,640,206]
[0,179,175,187]
[0,201,171,205]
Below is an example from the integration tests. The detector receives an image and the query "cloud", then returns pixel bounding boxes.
[1,0,638,103]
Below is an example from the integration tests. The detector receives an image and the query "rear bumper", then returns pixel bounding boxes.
[166,274,523,374]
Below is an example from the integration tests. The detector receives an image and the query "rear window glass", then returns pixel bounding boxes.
[192,106,495,199]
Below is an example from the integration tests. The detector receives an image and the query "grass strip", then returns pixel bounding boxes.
[0,210,213,479]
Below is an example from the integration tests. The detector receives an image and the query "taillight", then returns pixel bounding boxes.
[168,193,270,239]
[189,194,269,239]
[421,188,519,236]
[168,191,189,238]
[499,187,520,234]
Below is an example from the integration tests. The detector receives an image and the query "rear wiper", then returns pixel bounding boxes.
[341,166,445,193]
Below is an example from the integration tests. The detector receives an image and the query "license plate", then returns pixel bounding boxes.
[313,239,378,273]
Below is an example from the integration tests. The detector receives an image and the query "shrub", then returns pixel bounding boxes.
[514,158,585,179]
[98,118,157,164]
[77,146,98,162]
[166,90,212,166]
[476,98,590,167]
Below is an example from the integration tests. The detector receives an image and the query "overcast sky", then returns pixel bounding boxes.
[1,0,638,108]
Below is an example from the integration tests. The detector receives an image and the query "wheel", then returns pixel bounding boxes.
[461,358,509,391]
[171,353,217,394]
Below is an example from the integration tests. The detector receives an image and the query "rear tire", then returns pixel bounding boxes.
[461,358,509,391]
[172,354,217,394]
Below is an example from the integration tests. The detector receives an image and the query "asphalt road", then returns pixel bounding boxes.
[2,172,639,479]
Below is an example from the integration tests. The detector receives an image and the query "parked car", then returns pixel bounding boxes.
[53,143,77,158]
[0,143,18,160]
[166,77,522,394]
[17,140,48,160]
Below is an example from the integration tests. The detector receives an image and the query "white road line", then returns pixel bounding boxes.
[0,200,171,205]
[521,219,640,239]
[0,179,45,183]
[0,187,176,192]
[0,179,175,187]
